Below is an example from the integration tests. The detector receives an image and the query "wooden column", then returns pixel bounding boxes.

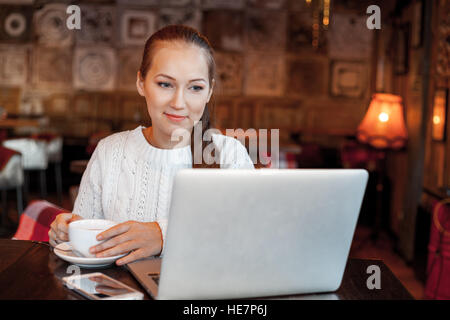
[398,0,434,261]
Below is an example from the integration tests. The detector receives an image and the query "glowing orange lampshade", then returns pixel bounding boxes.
[357,93,408,149]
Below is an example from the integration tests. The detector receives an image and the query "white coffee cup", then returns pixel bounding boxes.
[68,219,118,258]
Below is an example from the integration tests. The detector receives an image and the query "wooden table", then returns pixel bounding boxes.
[0,239,413,300]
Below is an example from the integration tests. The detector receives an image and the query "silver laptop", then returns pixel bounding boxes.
[127,169,368,299]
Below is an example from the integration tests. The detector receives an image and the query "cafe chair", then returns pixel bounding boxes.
[425,198,450,300]
[2,138,49,203]
[32,134,64,206]
[12,200,68,242]
[0,146,24,224]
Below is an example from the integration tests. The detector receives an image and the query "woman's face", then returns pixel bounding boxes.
[137,41,213,142]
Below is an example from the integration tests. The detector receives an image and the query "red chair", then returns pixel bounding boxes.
[425,198,450,299]
[12,200,69,242]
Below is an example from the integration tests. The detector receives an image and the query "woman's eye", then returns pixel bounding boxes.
[158,82,172,88]
[190,85,204,91]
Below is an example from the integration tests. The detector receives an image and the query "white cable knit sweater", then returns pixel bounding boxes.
[73,126,254,253]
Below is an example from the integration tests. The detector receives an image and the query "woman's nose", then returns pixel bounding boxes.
[171,88,186,109]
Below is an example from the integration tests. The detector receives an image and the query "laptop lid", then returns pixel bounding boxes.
[157,169,368,299]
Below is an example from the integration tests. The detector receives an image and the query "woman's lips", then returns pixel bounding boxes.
[164,112,187,122]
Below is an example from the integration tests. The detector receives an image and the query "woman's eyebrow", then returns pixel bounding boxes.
[155,73,207,83]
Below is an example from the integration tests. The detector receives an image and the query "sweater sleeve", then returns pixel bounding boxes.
[155,219,168,256]
[72,140,105,219]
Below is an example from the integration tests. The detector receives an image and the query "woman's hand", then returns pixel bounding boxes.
[89,221,163,266]
[48,213,82,247]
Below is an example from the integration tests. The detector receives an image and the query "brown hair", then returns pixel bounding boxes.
[139,24,218,168]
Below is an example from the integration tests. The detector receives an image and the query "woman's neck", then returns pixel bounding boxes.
[142,126,190,149]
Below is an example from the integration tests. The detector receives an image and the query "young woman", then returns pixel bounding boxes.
[48,25,254,265]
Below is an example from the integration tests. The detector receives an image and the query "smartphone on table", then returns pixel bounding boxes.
[62,272,144,300]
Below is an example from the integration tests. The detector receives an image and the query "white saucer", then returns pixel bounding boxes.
[53,242,127,269]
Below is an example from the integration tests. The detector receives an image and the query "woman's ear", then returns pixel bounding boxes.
[136,71,145,97]
[207,78,215,103]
